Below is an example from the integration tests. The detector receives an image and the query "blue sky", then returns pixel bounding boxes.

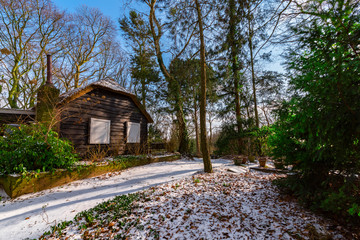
[53,0,133,22]
[52,0,149,53]
[52,0,284,73]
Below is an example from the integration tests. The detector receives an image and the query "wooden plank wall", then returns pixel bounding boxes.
[0,113,35,126]
[59,88,148,156]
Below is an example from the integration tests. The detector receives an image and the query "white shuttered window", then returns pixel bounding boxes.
[127,122,140,143]
[89,118,111,144]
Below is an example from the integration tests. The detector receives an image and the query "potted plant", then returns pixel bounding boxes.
[258,157,267,167]
[252,126,272,168]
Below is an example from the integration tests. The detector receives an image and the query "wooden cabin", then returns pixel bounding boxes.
[0,108,35,125]
[0,78,153,156]
[57,79,153,155]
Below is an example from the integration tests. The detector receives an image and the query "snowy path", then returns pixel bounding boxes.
[0,158,233,240]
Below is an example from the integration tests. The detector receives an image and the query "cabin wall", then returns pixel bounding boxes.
[0,113,35,126]
[59,88,148,156]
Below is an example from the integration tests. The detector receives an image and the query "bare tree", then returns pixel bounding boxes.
[56,6,117,91]
[244,0,291,128]
[0,0,65,108]
[94,41,129,87]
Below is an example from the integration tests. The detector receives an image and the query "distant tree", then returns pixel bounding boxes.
[243,0,290,128]
[0,0,65,108]
[57,6,117,91]
[0,2,128,108]
[94,41,130,87]
[214,0,247,153]
[144,0,197,155]
[257,70,285,125]
[120,11,161,109]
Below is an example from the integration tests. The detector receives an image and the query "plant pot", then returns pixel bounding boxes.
[248,156,255,163]
[233,158,241,166]
[259,157,267,167]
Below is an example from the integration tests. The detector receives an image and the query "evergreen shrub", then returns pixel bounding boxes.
[270,0,360,222]
[0,124,78,174]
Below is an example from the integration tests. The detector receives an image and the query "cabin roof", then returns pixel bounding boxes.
[0,108,35,115]
[59,78,153,123]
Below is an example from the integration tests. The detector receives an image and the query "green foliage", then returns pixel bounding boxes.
[48,220,73,237]
[43,193,141,239]
[0,124,78,174]
[214,123,240,155]
[215,123,273,156]
[120,10,161,108]
[250,126,273,157]
[148,125,163,144]
[270,0,360,221]
[188,138,197,155]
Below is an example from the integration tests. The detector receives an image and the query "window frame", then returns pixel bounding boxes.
[126,122,141,143]
[89,118,111,144]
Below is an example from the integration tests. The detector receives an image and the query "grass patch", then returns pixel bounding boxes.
[40,193,143,239]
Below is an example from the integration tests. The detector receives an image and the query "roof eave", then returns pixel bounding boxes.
[59,85,154,123]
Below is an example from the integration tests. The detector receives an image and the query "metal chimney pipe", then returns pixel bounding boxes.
[46,54,52,84]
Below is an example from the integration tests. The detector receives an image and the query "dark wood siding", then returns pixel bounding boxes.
[0,112,35,125]
[59,88,148,155]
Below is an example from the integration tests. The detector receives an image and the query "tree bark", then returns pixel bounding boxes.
[248,12,259,128]
[195,0,212,173]
[193,92,201,157]
[229,0,244,154]
[148,0,189,154]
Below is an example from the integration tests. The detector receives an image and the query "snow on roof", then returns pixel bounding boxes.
[59,78,133,102]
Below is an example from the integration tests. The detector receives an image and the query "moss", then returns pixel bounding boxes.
[0,154,181,198]
[36,83,60,128]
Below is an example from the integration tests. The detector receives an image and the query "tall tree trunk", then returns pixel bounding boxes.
[148,0,189,155]
[248,15,259,128]
[193,92,201,157]
[208,112,213,148]
[8,63,20,108]
[140,61,146,109]
[176,84,189,154]
[75,64,80,89]
[229,0,244,154]
[141,78,146,109]
[195,0,212,173]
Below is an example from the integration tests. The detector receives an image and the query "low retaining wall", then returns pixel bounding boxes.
[0,154,181,198]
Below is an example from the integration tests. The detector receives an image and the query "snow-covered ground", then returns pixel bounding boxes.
[124,170,346,239]
[0,158,233,240]
[43,168,349,240]
[0,158,352,240]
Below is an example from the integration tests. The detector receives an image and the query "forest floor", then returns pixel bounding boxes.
[1,158,356,240]
[41,167,355,240]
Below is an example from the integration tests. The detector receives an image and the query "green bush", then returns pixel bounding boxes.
[214,123,240,155]
[250,126,273,157]
[0,124,78,174]
[270,0,360,223]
